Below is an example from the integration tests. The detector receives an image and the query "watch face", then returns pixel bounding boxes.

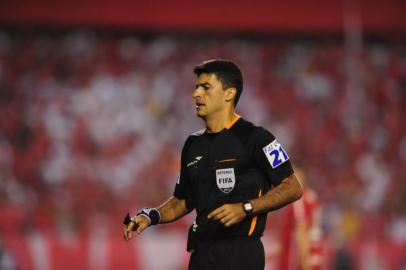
[244,202,253,211]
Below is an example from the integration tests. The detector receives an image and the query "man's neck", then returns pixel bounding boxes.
[204,109,237,133]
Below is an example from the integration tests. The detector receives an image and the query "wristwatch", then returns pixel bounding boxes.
[242,201,253,216]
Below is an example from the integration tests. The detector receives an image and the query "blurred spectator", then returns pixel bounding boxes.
[0,239,17,270]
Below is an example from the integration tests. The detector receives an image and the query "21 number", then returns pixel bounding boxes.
[269,146,288,168]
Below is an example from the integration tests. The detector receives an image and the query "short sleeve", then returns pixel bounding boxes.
[173,137,195,210]
[252,127,294,186]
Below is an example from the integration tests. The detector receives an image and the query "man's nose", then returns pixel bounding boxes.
[193,87,201,99]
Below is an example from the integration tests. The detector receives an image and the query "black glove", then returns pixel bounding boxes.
[123,213,139,231]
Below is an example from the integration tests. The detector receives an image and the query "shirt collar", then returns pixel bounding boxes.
[225,113,241,129]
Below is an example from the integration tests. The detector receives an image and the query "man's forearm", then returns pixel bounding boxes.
[296,221,311,270]
[251,174,303,214]
[157,196,191,224]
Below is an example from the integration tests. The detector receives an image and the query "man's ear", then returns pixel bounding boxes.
[225,87,237,102]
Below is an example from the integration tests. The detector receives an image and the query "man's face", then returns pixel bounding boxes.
[193,73,228,118]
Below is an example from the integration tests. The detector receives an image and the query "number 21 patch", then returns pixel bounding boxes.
[262,140,289,168]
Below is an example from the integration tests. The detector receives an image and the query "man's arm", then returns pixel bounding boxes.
[296,218,311,270]
[297,195,322,270]
[251,173,303,214]
[208,174,303,227]
[123,196,190,241]
[158,196,191,223]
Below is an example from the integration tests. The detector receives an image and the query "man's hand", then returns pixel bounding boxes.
[123,215,151,241]
[207,203,247,227]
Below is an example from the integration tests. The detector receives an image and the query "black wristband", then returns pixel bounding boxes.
[136,208,161,226]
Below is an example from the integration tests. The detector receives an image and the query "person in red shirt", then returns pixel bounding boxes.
[276,165,323,270]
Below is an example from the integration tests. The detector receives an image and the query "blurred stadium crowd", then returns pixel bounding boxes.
[0,30,405,269]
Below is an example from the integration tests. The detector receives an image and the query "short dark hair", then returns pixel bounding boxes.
[193,59,243,107]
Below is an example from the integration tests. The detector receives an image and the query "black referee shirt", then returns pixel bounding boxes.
[174,115,294,241]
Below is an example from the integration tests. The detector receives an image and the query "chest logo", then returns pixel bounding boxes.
[216,168,235,193]
[187,156,203,167]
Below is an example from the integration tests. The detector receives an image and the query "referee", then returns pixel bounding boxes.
[123,59,303,270]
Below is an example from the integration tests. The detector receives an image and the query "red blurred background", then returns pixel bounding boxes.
[0,1,405,269]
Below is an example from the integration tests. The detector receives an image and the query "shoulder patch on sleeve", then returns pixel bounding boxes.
[262,139,289,168]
